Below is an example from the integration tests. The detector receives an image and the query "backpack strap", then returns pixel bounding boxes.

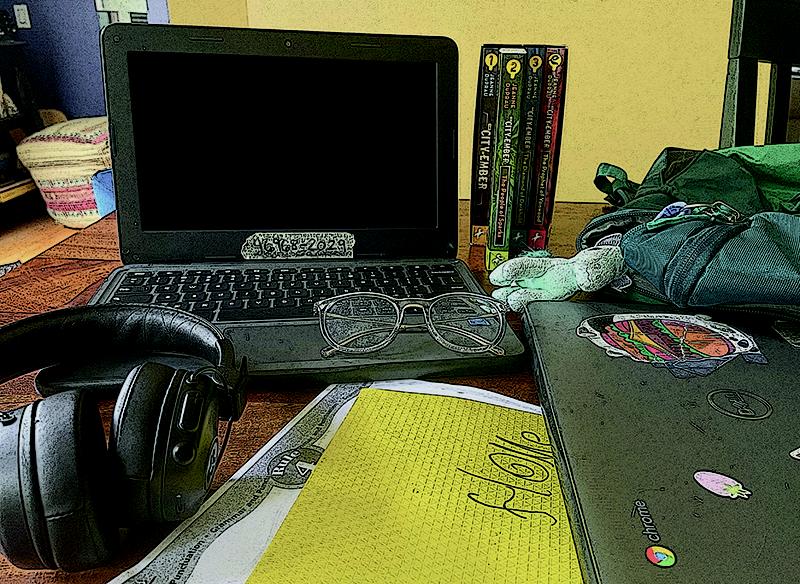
[594,163,641,207]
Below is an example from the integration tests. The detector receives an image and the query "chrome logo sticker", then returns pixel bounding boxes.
[694,471,751,499]
[646,545,677,568]
[577,313,767,378]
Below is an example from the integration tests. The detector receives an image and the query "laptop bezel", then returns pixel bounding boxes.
[101,23,459,264]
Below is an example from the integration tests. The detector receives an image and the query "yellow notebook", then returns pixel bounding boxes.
[247,388,582,583]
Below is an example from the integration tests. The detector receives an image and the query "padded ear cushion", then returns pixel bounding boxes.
[110,362,182,523]
[32,391,118,571]
[0,403,55,569]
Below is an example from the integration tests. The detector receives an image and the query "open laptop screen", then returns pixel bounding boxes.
[103,25,458,263]
[127,52,439,232]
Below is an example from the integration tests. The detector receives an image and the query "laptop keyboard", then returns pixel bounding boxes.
[107,264,470,323]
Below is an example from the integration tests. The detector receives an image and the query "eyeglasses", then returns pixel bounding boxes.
[313,292,510,358]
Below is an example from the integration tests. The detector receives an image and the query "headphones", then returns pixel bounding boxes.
[0,304,247,572]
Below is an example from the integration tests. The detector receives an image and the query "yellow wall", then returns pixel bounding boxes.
[168,0,248,26]
[171,0,735,203]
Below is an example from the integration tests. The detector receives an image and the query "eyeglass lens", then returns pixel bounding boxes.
[429,295,505,350]
[323,295,398,350]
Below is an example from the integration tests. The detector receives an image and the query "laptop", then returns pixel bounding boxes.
[85,23,525,385]
[523,299,798,583]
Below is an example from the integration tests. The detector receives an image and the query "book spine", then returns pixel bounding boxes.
[486,48,525,270]
[527,46,567,250]
[510,46,545,256]
[469,46,501,246]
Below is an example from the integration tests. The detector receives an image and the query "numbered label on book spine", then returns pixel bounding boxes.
[486,48,525,270]
[527,47,567,250]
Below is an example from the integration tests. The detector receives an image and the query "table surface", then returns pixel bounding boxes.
[0,200,605,583]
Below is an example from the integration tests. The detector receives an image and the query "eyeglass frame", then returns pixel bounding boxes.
[312,291,510,358]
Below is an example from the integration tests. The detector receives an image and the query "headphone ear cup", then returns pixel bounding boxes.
[0,403,55,570]
[110,362,181,523]
[29,391,118,571]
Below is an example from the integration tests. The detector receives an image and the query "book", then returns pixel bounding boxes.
[486,47,526,270]
[469,46,502,246]
[510,46,545,255]
[247,386,582,583]
[527,46,568,250]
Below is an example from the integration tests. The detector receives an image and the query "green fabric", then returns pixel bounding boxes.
[596,144,800,215]
[717,144,800,213]
[621,211,800,308]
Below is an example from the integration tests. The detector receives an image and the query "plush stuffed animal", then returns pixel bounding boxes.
[489,246,626,311]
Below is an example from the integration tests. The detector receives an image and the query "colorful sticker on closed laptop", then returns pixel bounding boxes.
[241,232,355,260]
[693,470,751,499]
[576,313,767,378]
[645,545,677,568]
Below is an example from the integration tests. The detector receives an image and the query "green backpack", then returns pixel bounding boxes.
[578,144,800,313]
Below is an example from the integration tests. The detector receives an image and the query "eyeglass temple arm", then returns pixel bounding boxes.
[320,324,402,358]
[431,323,506,356]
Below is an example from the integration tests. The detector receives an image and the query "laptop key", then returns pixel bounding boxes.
[182,292,206,302]
[117,285,152,294]
[209,291,234,301]
[216,305,313,322]
[120,275,149,286]
[110,293,153,303]
[181,283,204,293]
[155,293,181,302]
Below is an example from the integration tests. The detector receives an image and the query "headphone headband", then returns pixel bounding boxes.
[0,304,246,418]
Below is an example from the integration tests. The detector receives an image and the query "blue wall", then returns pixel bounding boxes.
[0,0,171,119]
[149,0,170,24]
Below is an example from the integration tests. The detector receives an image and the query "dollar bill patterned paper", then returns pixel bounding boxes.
[108,383,365,584]
[109,381,539,584]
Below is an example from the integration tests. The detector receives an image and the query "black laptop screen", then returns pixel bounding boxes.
[126,51,439,232]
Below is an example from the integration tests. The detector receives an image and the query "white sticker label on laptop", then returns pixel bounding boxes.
[241,232,355,260]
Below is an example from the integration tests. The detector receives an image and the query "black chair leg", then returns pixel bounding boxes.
[720,57,758,148]
[765,62,791,145]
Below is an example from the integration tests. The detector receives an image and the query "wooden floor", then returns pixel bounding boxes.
[0,192,75,266]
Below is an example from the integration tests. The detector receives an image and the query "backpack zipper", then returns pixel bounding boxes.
[575,208,657,250]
